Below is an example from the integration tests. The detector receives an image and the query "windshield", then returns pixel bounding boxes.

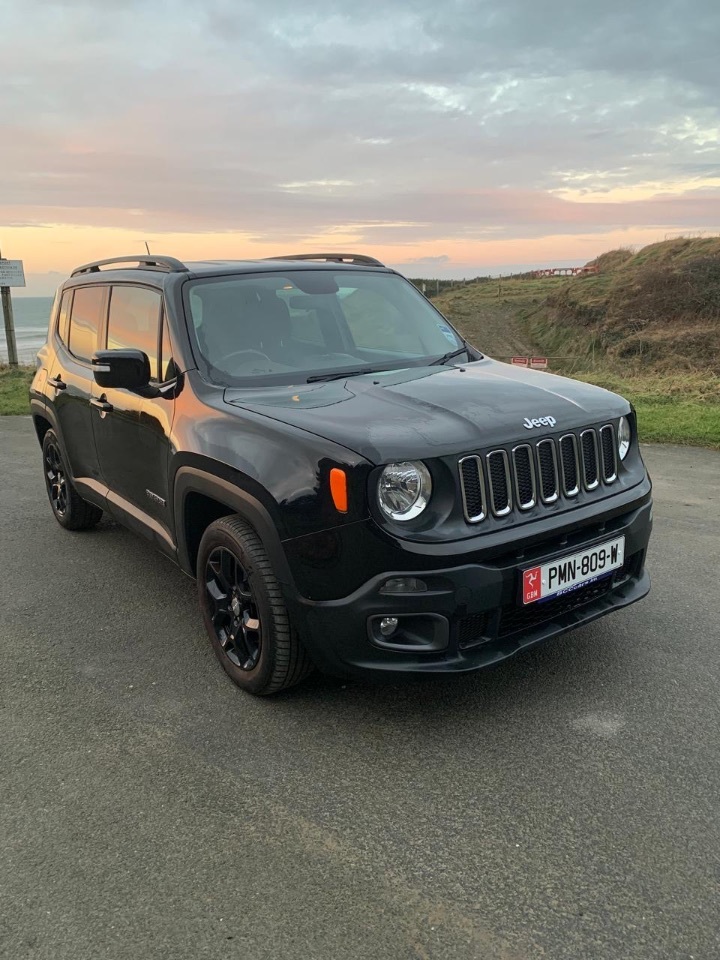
[185,270,465,385]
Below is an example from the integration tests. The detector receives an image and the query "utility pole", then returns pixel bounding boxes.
[0,248,19,367]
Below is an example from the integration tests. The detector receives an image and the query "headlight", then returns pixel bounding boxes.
[618,416,631,461]
[377,461,432,521]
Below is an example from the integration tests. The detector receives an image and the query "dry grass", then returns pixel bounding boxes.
[432,239,720,448]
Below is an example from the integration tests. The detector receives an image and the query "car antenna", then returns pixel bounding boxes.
[144,241,151,255]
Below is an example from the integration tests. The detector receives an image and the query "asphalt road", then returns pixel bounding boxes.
[1,416,719,960]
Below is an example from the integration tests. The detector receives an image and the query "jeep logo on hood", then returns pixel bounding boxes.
[523,416,557,429]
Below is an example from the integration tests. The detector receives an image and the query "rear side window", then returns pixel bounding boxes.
[57,290,73,345]
[106,286,162,381]
[68,286,105,362]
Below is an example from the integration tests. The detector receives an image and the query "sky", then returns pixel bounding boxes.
[1,0,719,295]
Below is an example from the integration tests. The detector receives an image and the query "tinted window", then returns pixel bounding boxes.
[57,290,73,345]
[68,286,105,361]
[107,286,162,381]
[287,305,324,345]
[339,286,426,354]
[160,312,175,382]
[186,271,463,386]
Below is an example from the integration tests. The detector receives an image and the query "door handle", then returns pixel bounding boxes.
[48,377,66,391]
[90,397,113,413]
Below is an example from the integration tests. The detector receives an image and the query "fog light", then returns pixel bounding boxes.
[379,616,399,637]
[380,577,428,595]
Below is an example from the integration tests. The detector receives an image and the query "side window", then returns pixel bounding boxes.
[159,312,176,382]
[68,286,105,362]
[56,290,73,346]
[106,286,162,381]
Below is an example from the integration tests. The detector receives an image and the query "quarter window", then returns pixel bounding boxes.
[106,286,162,381]
[57,290,73,346]
[68,286,105,362]
[159,312,175,382]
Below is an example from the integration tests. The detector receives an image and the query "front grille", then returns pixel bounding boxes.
[486,450,511,516]
[512,445,536,509]
[459,455,486,522]
[537,439,559,503]
[600,425,617,482]
[581,429,599,489]
[458,423,620,524]
[559,434,580,496]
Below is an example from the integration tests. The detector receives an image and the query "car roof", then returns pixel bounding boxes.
[65,254,395,286]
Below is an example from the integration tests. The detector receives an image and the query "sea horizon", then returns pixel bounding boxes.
[0,296,54,364]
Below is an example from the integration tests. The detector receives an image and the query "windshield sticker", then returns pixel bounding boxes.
[437,324,457,344]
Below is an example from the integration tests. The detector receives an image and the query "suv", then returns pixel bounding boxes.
[30,253,652,695]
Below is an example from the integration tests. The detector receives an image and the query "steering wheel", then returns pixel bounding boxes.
[221,349,273,368]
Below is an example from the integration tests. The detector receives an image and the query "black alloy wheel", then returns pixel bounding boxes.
[41,429,103,530]
[196,515,313,695]
[45,440,68,517]
[205,546,263,671]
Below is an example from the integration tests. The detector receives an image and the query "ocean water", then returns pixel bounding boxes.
[0,296,54,364]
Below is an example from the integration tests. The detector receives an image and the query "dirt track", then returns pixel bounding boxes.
[434,291,541,359]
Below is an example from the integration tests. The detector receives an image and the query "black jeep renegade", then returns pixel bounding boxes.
[30,253,652,694]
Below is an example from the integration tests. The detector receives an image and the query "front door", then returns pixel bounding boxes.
[48,284,107,495]
[90,284,176,542]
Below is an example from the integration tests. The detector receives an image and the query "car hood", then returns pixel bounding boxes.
[224,358,630,464]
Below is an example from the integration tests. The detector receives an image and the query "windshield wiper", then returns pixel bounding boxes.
[430,344,469,365]
[306,367,389,383]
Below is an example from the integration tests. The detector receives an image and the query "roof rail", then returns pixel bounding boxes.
[70,255,189,277]
[264,252,385,267]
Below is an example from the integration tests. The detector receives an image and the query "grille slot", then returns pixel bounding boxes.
[599,424,617,482]
[580,429,600,490]
[486,450,512,517]
[559,434,580,496]
[457,613,489,649]
[512,444,536,510]
[536,439,559,503]
[459,455,486,522]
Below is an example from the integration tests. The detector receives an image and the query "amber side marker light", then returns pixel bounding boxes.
[330,468,348,513]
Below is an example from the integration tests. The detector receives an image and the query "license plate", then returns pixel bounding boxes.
[522,536,625,605]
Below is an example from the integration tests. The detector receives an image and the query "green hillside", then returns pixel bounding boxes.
[432,237,720,448]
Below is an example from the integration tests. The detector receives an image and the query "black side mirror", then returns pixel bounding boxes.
[92,349,151,391]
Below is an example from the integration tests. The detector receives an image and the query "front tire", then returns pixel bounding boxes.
[197,515,313,695]
[42,430,103,530]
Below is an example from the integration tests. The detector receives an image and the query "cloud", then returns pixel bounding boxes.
[1,0,719,275]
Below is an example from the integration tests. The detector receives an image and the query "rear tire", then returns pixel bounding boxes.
[42,430,103,530]
[197,515,313,695]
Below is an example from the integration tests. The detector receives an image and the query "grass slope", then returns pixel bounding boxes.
[0,365,34,416]
[432,238,720,449]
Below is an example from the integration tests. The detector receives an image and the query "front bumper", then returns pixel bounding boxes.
[291,497,652,678]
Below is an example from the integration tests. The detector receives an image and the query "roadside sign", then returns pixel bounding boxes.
[0,260,26,287]
[530,357,548,369]
[511,356,529,366]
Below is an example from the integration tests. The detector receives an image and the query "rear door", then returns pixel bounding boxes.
[90,284,176,541]
[47,284,107,495]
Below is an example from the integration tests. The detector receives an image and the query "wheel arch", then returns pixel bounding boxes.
[30,398,58,448]
[173,466,295,587]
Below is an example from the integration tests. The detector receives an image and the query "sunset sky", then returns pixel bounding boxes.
[2,0,719,296]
